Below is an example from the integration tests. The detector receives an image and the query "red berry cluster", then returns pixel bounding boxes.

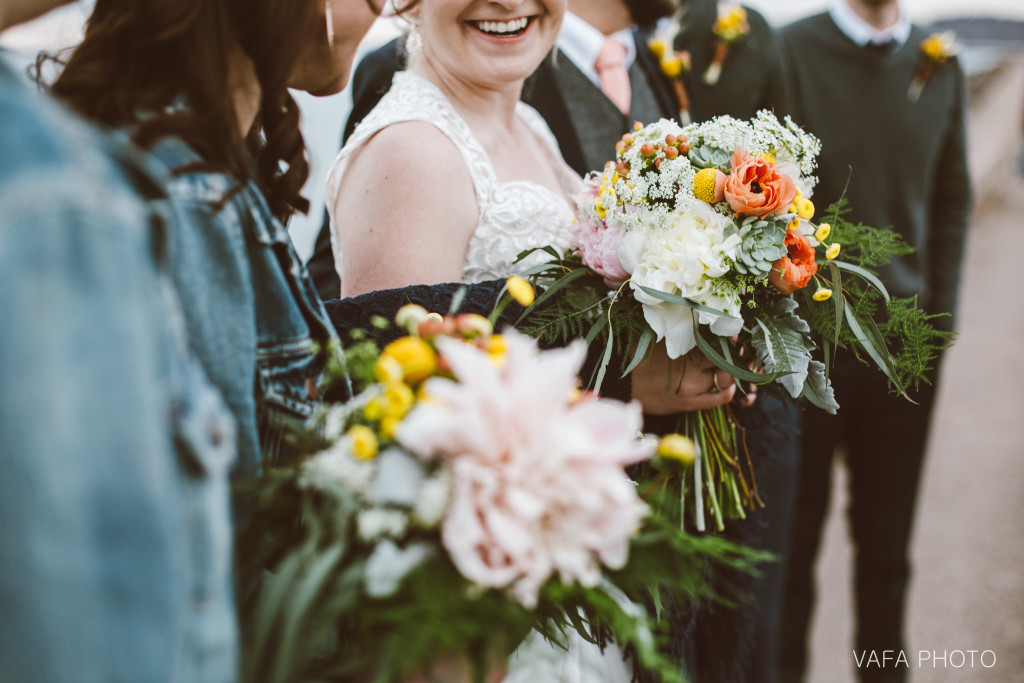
[612,126,691,174]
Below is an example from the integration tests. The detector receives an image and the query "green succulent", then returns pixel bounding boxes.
[734,216,788,277]
[687,145,733,173]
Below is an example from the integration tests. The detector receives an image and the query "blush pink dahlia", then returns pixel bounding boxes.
[396,331,652,608]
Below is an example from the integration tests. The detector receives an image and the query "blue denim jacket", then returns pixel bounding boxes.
[0,61,237,683]
[147,136,337,478]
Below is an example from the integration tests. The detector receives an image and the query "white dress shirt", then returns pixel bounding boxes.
[830,0,912,48]
[557,12,637,88]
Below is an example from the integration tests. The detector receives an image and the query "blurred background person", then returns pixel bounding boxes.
[0,1,236,681]
[777,1,971,682]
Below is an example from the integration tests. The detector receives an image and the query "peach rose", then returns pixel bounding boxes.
[724,148,798,218]
[769,232,818,295]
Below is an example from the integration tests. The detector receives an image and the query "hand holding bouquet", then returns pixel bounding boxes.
[517,114,951,530]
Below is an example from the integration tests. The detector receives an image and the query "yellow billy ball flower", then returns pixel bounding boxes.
[796,198,815,220]
[812,288,833,302]
[506,276,535,306]
[661,56,683,79]
[693,168,720,203]
[826,243,841,260]
[649,38,668,59]
[814,222,831,241]
[658,434,697,465]
[375,354,404,384]
[381,336,438,384]
[347,425,379,460]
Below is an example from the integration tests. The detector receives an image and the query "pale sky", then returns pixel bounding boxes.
[4,0,1024,52]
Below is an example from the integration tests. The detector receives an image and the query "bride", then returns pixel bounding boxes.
[325,0,737,679]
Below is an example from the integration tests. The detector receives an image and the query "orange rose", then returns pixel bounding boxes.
[724,148,798,218]
[769,232,818,295]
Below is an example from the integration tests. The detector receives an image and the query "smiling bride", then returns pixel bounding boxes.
[326,0,578,296]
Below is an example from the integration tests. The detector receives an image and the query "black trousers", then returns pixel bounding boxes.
[778,354,943,683]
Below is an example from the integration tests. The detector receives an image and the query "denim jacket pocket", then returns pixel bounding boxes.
[256,338,322,465]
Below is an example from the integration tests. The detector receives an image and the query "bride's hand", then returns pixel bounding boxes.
[630,342,736,414]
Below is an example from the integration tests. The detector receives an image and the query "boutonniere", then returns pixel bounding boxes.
[908,31,959,102]
[649,38,693,125]
[705,2,749,85]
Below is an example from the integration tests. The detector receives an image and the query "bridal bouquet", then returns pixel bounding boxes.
[517,113,950,531]
[238,295,762,683]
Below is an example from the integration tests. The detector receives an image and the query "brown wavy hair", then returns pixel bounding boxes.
[47,0,324,219]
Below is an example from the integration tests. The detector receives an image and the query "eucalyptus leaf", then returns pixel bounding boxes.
[635,284,737,320]
[621,327,655,378]
[833,260,890,301]
[801,359,839,414]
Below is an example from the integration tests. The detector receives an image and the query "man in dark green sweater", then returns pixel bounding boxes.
[777,2,971,682]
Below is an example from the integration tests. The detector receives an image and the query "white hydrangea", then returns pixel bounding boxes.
[413,469,453,529]
[356,508,409,543]
[299,439,375,499]
[364,540,433,598]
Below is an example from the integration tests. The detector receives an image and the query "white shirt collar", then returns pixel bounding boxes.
[830,0,911,48]
[557,11,637,88]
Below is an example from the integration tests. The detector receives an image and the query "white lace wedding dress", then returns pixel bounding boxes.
[324,70,633,683]
[326,70,577,285]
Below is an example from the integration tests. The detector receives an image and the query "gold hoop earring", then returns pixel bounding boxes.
[325,0,336,52]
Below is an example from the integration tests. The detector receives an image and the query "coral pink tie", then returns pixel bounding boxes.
[595,36,631,116]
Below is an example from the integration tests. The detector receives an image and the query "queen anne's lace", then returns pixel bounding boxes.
[326,71,578,285]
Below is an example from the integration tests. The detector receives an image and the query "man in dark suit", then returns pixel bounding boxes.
[672,0,790,122]
[777,2,971,681]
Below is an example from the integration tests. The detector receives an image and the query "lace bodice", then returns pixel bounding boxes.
[325,70,579,286]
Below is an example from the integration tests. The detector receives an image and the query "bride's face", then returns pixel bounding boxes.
[414,0,566,87]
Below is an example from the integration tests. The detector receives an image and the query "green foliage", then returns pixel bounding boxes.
[798,199,952,394]
[823,198,913,268]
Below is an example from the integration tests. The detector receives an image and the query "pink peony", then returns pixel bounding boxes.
[396,331,652,608]
[575,218,629,286]
[573,174,629,286]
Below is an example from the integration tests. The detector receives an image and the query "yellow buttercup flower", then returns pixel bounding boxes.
[920,33,955,62]
[795,198,815,220]
[486,334,507,365]
[506,276,535,306]
[363,397,384,422]
[814,223,831,241]
[826,243,841,260]
[381,336,438,384]
[812,288,833,302]
[379,416,401,440]
[382,382,415,419]
[787,217,801,232]
[661,56,683,79]
[375,354,404,384]
[348,425,379,460]
[658,434,697,465]
[458,313,493,337]
[649,38,667,59]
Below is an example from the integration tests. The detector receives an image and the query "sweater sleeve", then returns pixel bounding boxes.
[324,281,632,403]
[927,61,972,332]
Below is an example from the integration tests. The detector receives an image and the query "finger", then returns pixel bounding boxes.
[688,383,736,410]
[714,369,736,391]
